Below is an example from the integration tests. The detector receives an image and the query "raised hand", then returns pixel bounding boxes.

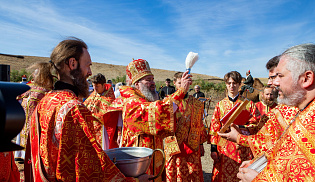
[180,70,192,92]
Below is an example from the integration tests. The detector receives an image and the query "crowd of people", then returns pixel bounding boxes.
[1,37,315,182]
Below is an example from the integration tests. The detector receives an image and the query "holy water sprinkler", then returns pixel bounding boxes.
[185,52,199,74]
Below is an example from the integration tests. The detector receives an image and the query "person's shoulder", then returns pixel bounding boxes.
[48,89,78,101]
[84,91,95,102]
[62,99,90,117]
[120,86,144,99]
[39,90,82,111]
[215,97,227,107]
[274,104,299,112]
[105,83,113,89]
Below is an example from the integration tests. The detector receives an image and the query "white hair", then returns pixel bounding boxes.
[282,43,315,83]
[139,83,159,102]
[277,82,306,106]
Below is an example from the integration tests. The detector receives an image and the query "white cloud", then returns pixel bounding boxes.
[0,0,178,69]
[1,0,315,78]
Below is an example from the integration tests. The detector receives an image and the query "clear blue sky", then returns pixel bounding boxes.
[1,0,315,78]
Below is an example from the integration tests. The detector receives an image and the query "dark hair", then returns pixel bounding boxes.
[265,55,279,71]
[165,78,171,82]
[173,72,183,82]
[224,71,242,84]
[50,37,87,75]
[90,73,106,84]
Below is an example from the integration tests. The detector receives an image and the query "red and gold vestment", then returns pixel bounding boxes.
[84,84,120,149]
[255,101,277,117]
[237,104,299,157]
[253,99,315,181]
[0,152,20,182]
[209,97,260,182]
[17,84,50,151]
[120,86,186,182]
[29,90,136,181]
[164,95,207,182]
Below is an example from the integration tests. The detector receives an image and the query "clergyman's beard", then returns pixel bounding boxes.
[70,68,89,98]
[139,83,159,102]
[277,83,306,107]
[262,98,274,106]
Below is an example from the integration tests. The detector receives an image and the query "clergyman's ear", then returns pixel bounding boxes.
[301,70,314,89]
[68,57,78,70]
[134,81,140,89]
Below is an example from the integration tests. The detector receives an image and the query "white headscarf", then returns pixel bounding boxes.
[114,82,123,98]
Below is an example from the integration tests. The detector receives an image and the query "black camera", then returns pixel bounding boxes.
[0,82,29,152]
